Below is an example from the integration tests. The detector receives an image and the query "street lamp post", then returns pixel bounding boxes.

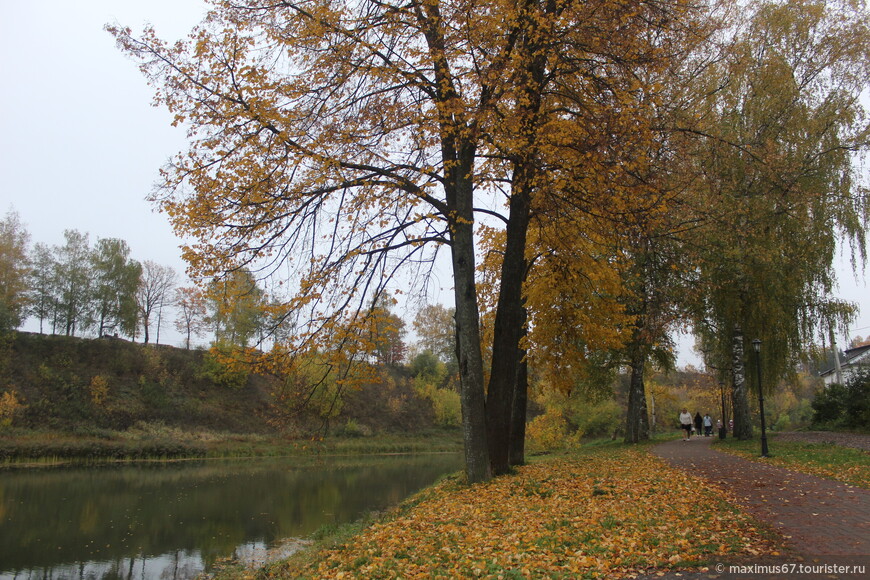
[752,339,769,457]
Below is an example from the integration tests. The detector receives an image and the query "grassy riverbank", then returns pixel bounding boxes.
[713,434,870,489]
[0,425,463,466]
[241,442,784,579]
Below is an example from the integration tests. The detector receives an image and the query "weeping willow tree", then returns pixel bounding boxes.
[691,0,870,439]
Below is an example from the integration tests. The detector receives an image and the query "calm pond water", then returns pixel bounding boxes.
[0,453,462,579]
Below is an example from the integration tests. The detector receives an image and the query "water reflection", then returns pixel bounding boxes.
[0,453,461,579]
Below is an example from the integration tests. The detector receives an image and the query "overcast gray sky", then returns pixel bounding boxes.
[1,0,206,273]
[1,0,868,358]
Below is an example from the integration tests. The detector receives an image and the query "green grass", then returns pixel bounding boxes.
[714,434,870,488]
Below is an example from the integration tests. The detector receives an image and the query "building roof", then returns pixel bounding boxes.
[820,343,870,378]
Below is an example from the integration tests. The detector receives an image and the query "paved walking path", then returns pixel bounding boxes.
[652,436,870,559]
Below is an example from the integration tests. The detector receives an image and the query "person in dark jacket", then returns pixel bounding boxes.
[694,412,703,437]
[703,413,713,436]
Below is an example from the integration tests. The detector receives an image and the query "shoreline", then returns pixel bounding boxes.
[0,428,464,468]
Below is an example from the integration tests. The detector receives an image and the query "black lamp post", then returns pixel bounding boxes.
[752,339,769,457]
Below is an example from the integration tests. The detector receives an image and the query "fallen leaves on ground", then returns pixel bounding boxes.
[266,445,782,579]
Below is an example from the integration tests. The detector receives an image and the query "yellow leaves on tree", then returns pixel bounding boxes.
[89,375,110,407]
[0,390,25,428]
[111,0,734,480]
[526,409,569,451]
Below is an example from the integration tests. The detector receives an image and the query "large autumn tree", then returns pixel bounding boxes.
[111,0,712,481]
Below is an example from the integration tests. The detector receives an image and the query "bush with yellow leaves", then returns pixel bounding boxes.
[0,389,25,428]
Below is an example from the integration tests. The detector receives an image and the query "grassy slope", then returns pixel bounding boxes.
[4,331,277,433]
[0,331,449,462]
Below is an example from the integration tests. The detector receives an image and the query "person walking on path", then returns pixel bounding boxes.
[652,436,870,559]
[703,413,713,436]
[694,412,703,438]
[679,409,693,441]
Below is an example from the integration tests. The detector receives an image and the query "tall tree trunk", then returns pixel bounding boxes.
[509,302,529,467]
[486,186,531,475]
[624,347,650,443]
[156,304,163,345]
[487,5,548,473]
[624,274,650,443]
[731,325,753,440]
[448,167,491,484]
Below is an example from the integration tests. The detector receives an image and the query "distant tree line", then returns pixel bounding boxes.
[0,211,431,356]
[0,213,262,348]
[0,215,174,342]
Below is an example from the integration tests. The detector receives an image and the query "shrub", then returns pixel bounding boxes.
[569,399,621,440]
[527,410,568,451]
[429,387,461,427]
[89,375,110,407]
[812,369,870,431]
[412,372,460,428]
[333,419,372,438]
[199,347,249,389]
[0,390,26,428]
[772,413,792,432]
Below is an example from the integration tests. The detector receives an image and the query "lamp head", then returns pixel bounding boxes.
[752,338,761,353]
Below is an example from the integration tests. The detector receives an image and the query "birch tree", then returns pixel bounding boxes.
[175,286,209,349]
[91,238,142,338]
[55,230,93,336]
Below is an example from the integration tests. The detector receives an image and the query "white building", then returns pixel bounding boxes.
[820,344,870,386]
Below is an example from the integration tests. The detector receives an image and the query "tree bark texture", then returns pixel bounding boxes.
[486,6,548,473]
[448,161,491,484]
[508,303,529,467]
[624,348,650,443]
[486,188,531,475]
[731,325,753,440]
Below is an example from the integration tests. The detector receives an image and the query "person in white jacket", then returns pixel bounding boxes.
[679,409,693,441]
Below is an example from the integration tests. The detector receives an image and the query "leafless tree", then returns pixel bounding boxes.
[136,261,176,344]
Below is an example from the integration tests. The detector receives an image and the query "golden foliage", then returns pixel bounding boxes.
[526,410,568,451]
[277,445,782,578]
[0,390,25,428]
[416,383,461,428]
[109,0,715,359]
[89,375,110,407]
[412,359,462,428]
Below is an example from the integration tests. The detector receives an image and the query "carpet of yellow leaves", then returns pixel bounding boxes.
[271,446,782,579]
